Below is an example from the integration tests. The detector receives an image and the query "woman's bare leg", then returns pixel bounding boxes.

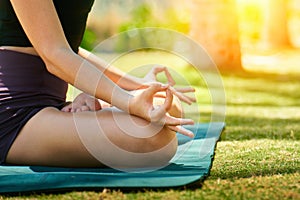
[6,107,177,168]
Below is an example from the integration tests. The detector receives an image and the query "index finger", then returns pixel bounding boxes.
[162,88,173,112]
[163,67,176,86]
[153,66,176,86]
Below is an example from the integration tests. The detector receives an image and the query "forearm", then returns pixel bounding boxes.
[9,0,133,113]
[78,47,143,90]
[45,48,133,112]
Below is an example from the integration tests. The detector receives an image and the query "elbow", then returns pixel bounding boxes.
[38,46,74,75]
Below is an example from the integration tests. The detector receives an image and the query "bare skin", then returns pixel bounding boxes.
[3,0,196,168]
[6,107,178,168]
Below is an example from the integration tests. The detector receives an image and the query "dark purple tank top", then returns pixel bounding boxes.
[0,0,95,52]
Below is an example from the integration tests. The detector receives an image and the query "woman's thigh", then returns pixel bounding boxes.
[6,107,177,168]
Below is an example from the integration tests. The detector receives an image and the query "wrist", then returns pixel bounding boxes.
[121,75,144,91]
[111,89,134,113]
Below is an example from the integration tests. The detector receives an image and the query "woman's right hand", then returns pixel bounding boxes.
[129,83,195,138]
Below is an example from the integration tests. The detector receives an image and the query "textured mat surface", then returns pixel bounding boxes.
[0,122,225,193]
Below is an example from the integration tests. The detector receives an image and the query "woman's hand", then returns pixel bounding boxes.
[141,66,196,105]
[129,83,195,138]
[61,93,102,112]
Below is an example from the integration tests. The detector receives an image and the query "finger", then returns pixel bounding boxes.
[153,66,176,86]
[74,106,89,112]
[168,87,193,105]
[148,89,173,123]
[86,99,102,111]
[73,105,85,112]
[94,100,102,110]
[61,104,72,112]
[75,107,83,112]
[168,125,194,138]
[150,105,167,124]
[162,88,173,112]
[69,103,81,112]
[143,83,168,100]
[61,107,72,112]
[165,115,194,126]
[185,95,197,103]
[144,84,169,123]
[153,65,166,74]
[154,91,196,103]
[147,66,165,81]
[173,87,197,103]
[175,87,196,93]
[154,93,166,98]
[177,93,197,103]
[80,105,90,112]
[163,68,176,86]
[148,85,172,122]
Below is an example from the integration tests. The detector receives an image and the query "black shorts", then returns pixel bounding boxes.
[0,49,68,164]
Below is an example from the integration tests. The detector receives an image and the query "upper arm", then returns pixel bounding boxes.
[10,0,72,60]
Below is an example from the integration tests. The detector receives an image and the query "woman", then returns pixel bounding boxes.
[0,0,195,168]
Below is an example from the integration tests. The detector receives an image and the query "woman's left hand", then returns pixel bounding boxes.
[141,66,196,105]
[61,93,102,112]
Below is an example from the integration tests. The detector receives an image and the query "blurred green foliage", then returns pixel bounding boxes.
[119,4,154,31]
[118,3,189,33]
[80,28,98,51]
[81,3,190,52]
[115,3,189,52]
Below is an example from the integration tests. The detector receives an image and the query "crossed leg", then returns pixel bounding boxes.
[6,107,178,169]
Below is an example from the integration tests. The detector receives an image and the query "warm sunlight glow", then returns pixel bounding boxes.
[237,0,300,74]
[236,0,265,45]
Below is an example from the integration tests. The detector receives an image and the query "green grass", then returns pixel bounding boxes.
[1,51,299,200]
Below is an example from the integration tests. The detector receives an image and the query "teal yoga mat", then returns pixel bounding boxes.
[0,122,225,193]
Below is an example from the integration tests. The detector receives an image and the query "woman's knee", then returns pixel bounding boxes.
[86,109,178,168]
[145,127,178,164]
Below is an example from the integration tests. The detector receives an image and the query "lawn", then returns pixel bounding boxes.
[1,51,299,200]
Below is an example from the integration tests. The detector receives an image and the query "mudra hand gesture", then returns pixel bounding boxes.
[140,66,197,105]
[129,83,195,138]
[131,65,197,138]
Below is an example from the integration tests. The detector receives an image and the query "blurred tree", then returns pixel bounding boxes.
[261,0,291,49]
[189,0,242,71]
